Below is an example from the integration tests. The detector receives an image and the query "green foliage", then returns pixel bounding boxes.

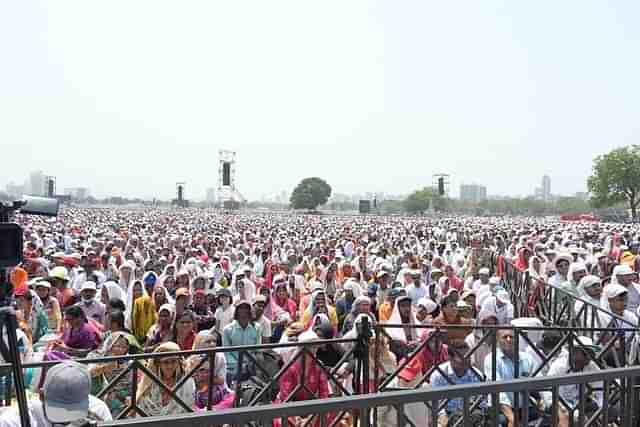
[403,187,446,214]
[290,177,332,211]
[588,145,640,219]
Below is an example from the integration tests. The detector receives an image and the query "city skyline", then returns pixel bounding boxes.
[2,3,638,201]
[5,170,586,203]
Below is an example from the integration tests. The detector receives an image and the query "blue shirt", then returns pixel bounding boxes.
[430,362,485,415]
[484,349,535,407]
[406,283,427,305]
[222,320,262,375]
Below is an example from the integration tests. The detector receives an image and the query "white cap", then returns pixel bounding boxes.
[479,268,490,275]
[417,297,438,314]
[614,264,635,276]
[43,361,91,423]
[80,281,97,292]
[34,280,52,289]
[579,275,601,289]
[605,284,628,299]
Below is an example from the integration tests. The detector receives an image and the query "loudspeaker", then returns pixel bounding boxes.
[438,177,445,196]
[222,162,231,186]
[47,179,55,198]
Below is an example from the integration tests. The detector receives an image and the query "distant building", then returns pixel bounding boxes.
[29,171,45,196]
[542,175,551,201]
[5,182,25,198]
[206,187,216,204]
[575,192,589,201]
[64,187,90,200]
[460,184,487,204]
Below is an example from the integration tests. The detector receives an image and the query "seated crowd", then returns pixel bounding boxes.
[2,210,640,427]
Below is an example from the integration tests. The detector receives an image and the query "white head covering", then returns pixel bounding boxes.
[510,317,543,352]
[384,296,418,342]
[125,280,147,329]
[103,281,126,304]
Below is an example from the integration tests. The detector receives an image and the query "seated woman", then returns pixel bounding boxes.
[188,331,234,411]
[273,331,333,427]
[89,331,138,417]
[125,280,146,331]
[301,290,338,332]
[152,284,173,313]
[144,304,175,352]
[51,305,101,357]
[104,298,127,330]
[34,280,62,333]
[97,310,140,355]
[384,295,420,360]
[14,288,49,345]
[174,310,197,351]
[137,342,195,417]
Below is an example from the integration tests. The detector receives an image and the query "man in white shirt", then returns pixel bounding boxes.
[480,289,514,325]
[597,284,638,343]
[253,295,272,343]
[471,268,491,292]
[0,361,112,427]
[610,264,640,314]
[543,337,603,427]
[574,275,603,327]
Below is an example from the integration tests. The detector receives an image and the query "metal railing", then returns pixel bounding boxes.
[100,365,640,427]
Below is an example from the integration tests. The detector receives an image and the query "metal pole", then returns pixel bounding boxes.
[0,308,30,427]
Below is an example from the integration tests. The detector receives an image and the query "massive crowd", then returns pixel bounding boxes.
[1,208,640,427]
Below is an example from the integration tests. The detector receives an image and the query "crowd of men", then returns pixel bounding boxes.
[1,208,640,427]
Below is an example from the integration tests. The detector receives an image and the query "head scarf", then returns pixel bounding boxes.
[137,342,184,401]
[104,281,126,304]
[384,296,418,342]
[125,280,147,329]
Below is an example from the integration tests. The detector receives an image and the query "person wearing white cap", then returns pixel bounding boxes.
[561,262,588,298]
[597,284,638,342]
[471,268,491,293]
[542,337,604,427]
[76,281,106,325]
[480,288,514,325]
[609,264,640,314]
[574,275,603,327]
[0,361,112,427]
[415,297,438,325]
[406,270,428,305]
[548,253,572,288]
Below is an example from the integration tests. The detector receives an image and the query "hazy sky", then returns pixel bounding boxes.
[2,1,639,201]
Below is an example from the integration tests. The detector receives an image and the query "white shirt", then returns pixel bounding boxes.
[215,305,235,335]
[480,297,514,325]
[256,315,272,340]
[542,357,602,409]
[0,396,112,427]
[574,295,602,328]
[597,310,638,341]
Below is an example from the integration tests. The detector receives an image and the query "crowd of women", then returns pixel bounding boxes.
[4,208,640,426]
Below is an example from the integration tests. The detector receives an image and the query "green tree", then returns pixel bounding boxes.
[404,187,444,214]
[290,177,332,211]
[588,145,640,220]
